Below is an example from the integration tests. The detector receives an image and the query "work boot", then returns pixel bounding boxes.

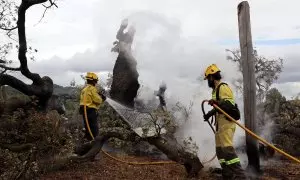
[209,167,222,174]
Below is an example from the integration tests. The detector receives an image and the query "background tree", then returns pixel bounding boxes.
[226,48,283,103]
[0,0,58,109]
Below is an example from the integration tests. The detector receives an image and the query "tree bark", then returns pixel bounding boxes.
[147,136,203,177]
[237,1,261,175]
[110,24,140,108]
[0,0,53,109]
[110,52,140,108]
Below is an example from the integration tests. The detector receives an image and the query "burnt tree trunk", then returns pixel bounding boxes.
[110,22,140,108]
[237,1,261,175]
[110,51,140,108]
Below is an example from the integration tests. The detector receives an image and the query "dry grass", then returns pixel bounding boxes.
[40,151,216,180]
[40,152,300,180]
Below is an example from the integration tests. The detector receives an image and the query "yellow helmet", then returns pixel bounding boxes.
[85,72,98,81]
[204,64,221,80]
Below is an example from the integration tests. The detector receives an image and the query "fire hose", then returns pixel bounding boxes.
[82,92,218,165]
[203,100,300,164]
[201,101,217,164]
[83,91,176,165]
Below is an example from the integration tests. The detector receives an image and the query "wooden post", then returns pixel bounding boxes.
[237,1,261,175]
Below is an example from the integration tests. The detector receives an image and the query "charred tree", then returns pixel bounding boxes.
[0,0,57,109]
[110,19,140,108]
[156,82,167,111]
[237,1,261,175]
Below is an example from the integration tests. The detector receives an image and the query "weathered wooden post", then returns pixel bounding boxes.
[237,1,261,175]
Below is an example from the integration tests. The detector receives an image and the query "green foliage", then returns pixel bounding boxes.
[0,109,74,179]
[0,0,38,74]
[263,88,286,114]
[0,0,18,37]
[266,88,286,102]
[226,48,283,102]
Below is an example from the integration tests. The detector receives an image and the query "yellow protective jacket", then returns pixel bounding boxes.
[212,81,236,147]
[80,84,103,109]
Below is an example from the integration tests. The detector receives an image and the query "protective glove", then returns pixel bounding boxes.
[101,94,106,101]
[98,90,107,101]
[208,99,218,106]
[98,93,106,101]
[203,109,216,121]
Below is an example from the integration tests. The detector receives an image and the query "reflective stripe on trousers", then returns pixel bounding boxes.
[219,158,241,165]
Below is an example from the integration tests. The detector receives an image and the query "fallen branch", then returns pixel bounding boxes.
[15,150,36,180]
[71,127,203,177]
[0,143,33,152]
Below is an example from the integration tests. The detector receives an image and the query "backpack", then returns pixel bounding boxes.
[216,82,241,120]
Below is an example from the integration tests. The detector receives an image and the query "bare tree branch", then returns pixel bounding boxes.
[0,64,20,71]
[0,26,18,31]
[16,0,47,84]
[0,74,44,96]
[0,70,7,74]
[35,0,58,24]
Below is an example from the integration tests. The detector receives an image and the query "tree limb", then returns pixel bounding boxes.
[0,0,54,108]
[0,26,18,31]
[36,0,58,24]
[17,0,48,84]
[0,143,33,152]
[0,74,45,96]
[0,64,20,71]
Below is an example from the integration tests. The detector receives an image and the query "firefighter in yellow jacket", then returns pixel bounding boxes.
[79,72,106,140]
[203,64,247,179]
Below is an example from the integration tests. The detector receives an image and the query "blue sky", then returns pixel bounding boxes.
[219,38,300,46]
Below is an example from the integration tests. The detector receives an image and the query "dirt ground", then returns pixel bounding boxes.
[40,152,300,180]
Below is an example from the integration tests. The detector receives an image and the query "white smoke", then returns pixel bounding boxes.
[117,11,247,167]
